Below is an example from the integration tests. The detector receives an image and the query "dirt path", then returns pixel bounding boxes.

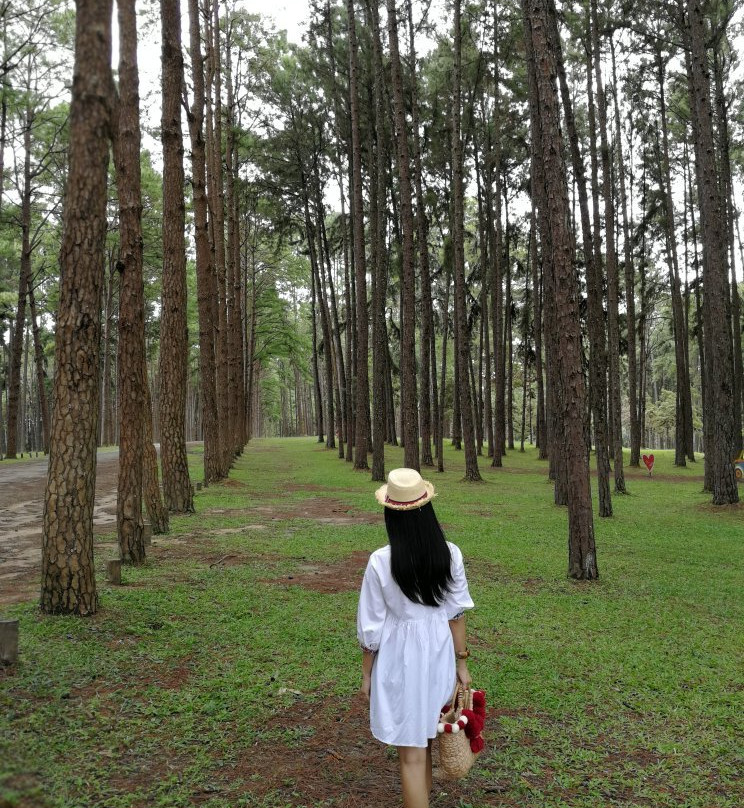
[0,449,120,605]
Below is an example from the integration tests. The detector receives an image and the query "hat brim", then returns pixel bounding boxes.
[374,480,437,510]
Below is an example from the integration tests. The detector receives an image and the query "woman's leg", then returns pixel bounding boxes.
[426,740,433,794]
[397,746,429,808]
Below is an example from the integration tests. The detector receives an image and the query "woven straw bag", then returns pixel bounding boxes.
[436,683,480,779]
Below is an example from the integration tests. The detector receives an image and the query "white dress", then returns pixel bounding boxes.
[356,542,474,748]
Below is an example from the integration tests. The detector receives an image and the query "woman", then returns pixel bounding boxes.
[357,468,474,808]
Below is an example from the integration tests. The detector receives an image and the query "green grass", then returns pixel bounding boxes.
[1,438,742,808]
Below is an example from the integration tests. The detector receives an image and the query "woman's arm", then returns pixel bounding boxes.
[449,615,472,687]
[360,649,376,700]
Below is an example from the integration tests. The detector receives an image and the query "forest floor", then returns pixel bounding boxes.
[0,439,741,808]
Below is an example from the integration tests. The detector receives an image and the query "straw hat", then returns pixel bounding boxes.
[375,468,437,510]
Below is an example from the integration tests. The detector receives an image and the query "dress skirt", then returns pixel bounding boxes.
[357,542,474,748]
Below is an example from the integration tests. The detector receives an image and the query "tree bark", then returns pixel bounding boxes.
[656,55,694,468]
[41,0,113,614]
[590,0,625,494]
[610,38,641,468]
[187,0,221,485]
[369,0,387,482]
[475,147,494,459]
[310,262,324,443]
[225,15,245,455]
[346,0,370,469]
[6,101,33,460]
[452,0,481,481]
[27,278,49,453]
[406,0,434,467]
[553,5,611,515]
[159,0,194,512]
[530,203,546,459]
[490,0,505,466]
[142,375,169,534]
[114,0,147,564]
[304,195,335,450]
[685,0,738,504]
[100,254,116,447]
[504,197,514,452]
[713,47,743,458]
[523,0,598,578]
[204,0,230,475]
[386,0,419,470]
[438,262,452,472]
[315,161,348,460]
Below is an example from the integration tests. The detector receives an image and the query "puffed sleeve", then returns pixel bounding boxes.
[357,555,387,652]
[445,543,475,620]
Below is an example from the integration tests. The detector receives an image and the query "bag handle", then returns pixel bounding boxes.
[449,680,473,712]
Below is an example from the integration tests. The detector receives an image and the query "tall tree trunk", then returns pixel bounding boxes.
[305,195,335,450]
[386,0,419,470]
[529,13,563,496]
[225,15,245,454]
[438,264,452,472]
[204,0,229,475]
[142,375,169,534]
[590,0,625,494]
[315,161,348,460]
[406,0,434,467]
[523,0,598,578]
[310,263,324,443]
[21,323,29,453]
[520,239,530,452]
[490,0,505,466]
[685,143,706,461]
[475,148,494,458]
[27,279,50,453]
[114,0,146,564]
[315,191,344,457]
[504,198,515,451]
[530,202,547,459]
[159,0,193,512]
[0,85,5,457]
[187,0,221,485]
[41,0,113,614]
[685,0,738,504]
[100,256,116,447]
[610,38,641,468]
[369,0,387,481]
[657,55,694,468]
[0,333,6,457]
[324,0,354,461]
[713,48,743,457]
[452,0,481,481]
[346,0,370,469]
[637,177,650,451]
[6,101,33,460]
[553,6,611,515]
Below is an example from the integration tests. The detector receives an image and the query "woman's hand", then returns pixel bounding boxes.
[360,673,371,701]
[456,659,472,688]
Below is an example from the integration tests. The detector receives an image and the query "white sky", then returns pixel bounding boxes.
[240,0,311,44]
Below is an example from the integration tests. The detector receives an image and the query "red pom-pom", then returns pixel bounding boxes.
[472,690,486,717]
[470,735,485,754]
[461,709,484,739]
[444,723,453,733]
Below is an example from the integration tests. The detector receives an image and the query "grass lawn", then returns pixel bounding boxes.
[1,438,742,808]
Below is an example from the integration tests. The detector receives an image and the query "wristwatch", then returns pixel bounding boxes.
[455,647,470,660]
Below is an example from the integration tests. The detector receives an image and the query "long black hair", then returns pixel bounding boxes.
[384,502,453,607]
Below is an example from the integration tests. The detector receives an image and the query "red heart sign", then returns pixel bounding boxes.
[642,454,655,472]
